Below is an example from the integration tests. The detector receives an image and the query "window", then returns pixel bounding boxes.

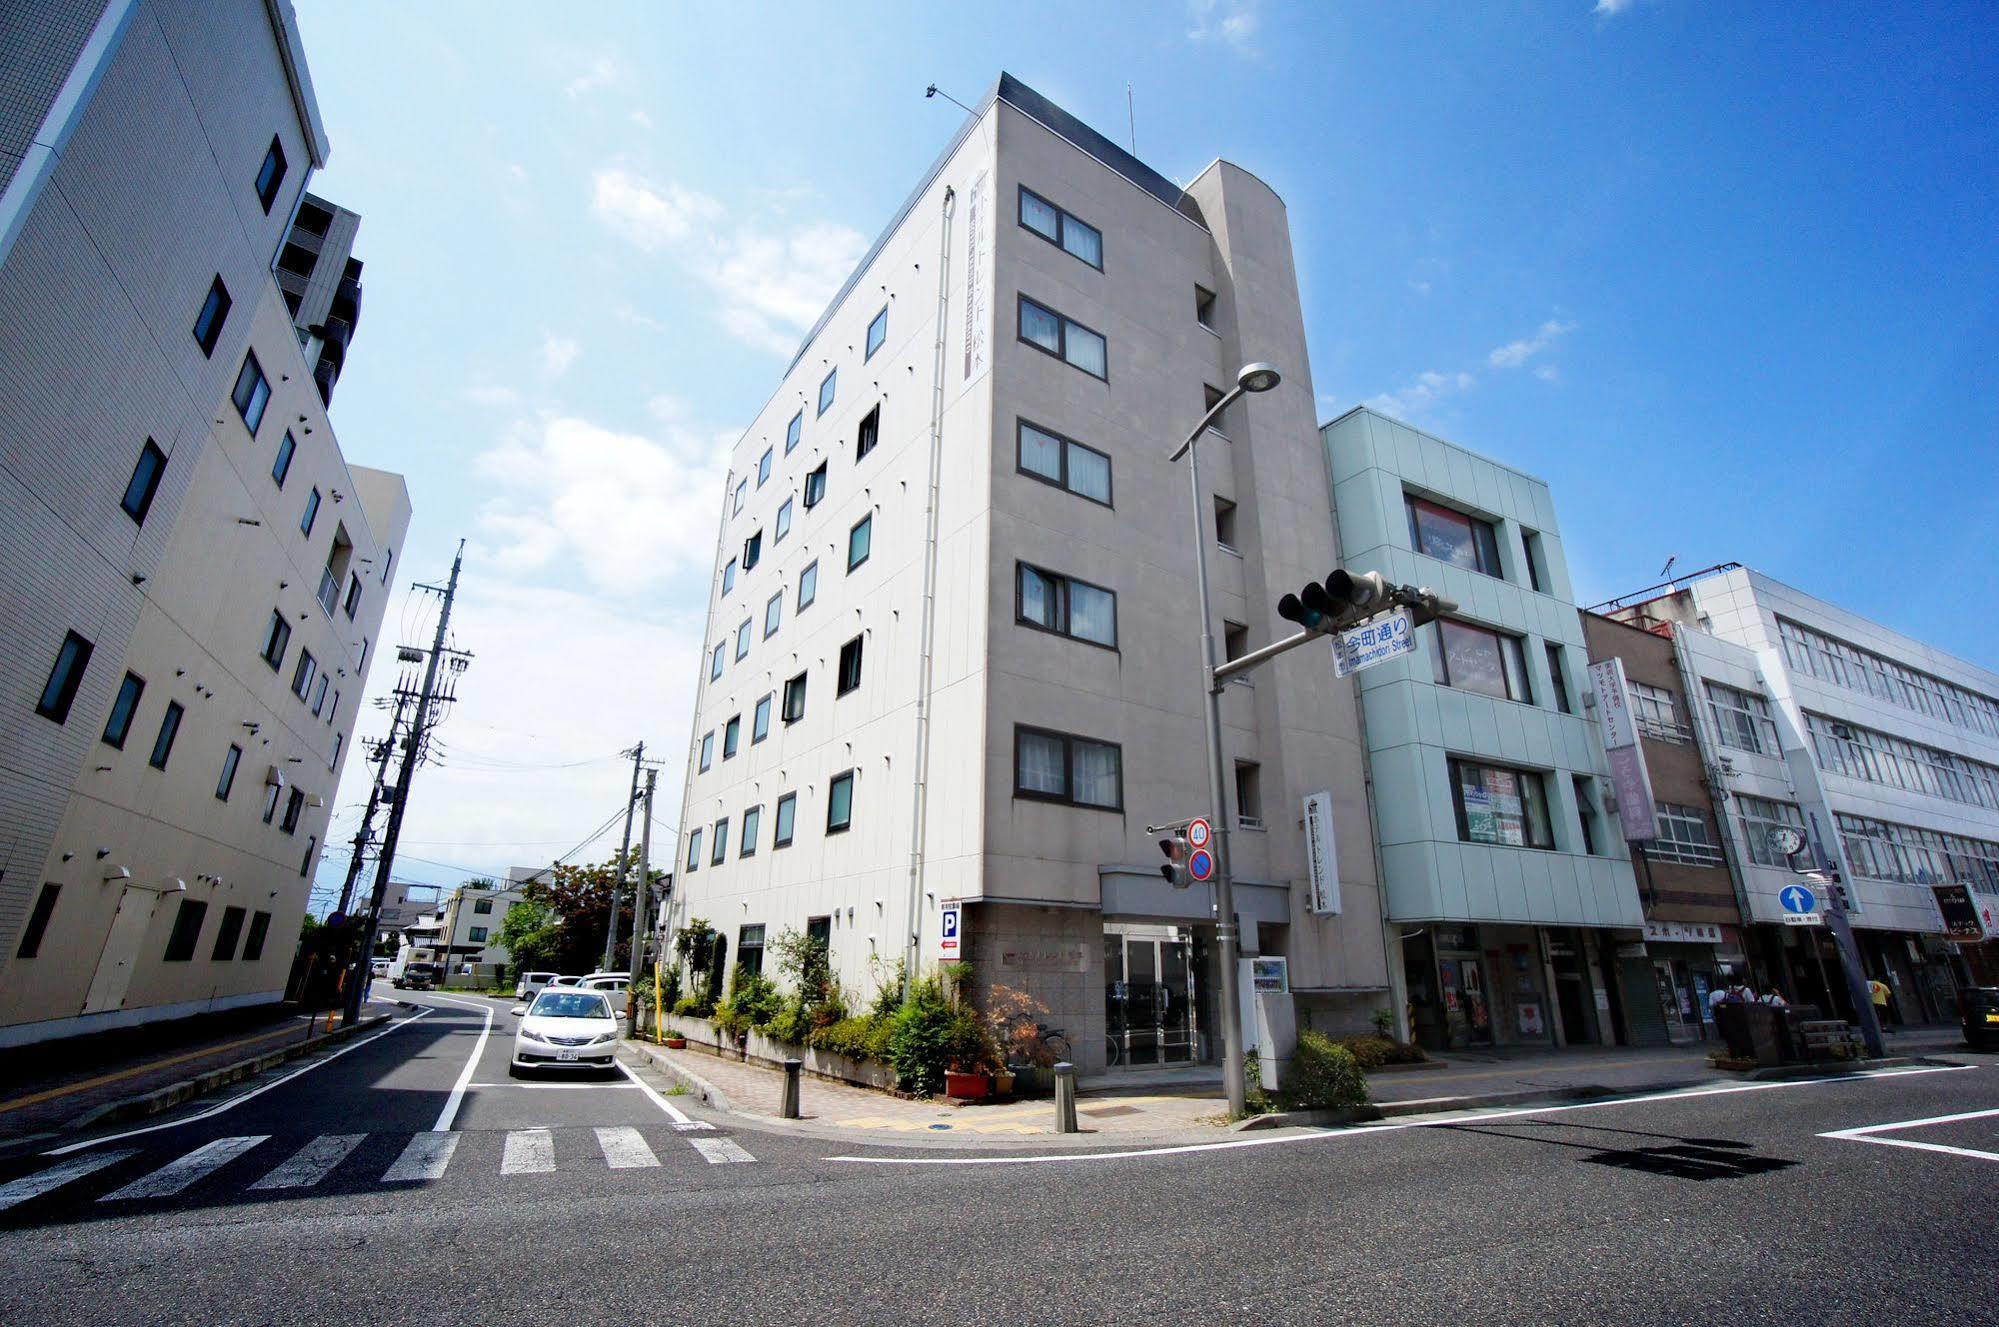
[473,898,493,915]
[776,497,793,543]
[254,134,287,212]
[699,730,714,772]
[216,743,242,800]
[102,672,145,749]
[1706,681,1780,756]
[838,635,864,695]
[783,672,807,723]
[1649,802,1724,866]
[281,786,305,834]
[211,906,247,961]
[866,306,888,360]
[785,411,803,454]
[1776,616,1999,737]
[1431,620,1532,703]
[1803,711,1999,811]
[763,591,782,638]
[753,694,772,743]
[743,530,763,571]
[232,352,270,433]
[1628,681,1685,742]
[738,923,767,973]
[1545,645,1572,714]
[723,715,741,759]
[1213,496,1237,549]
[16,885,60,959]
[1203,384,1230,438]
[856,405,880,461]
[272,431,296,487]
[241,911,272,961]
[818,368,838,416]
[261,782,281,825]
[1406,495,1502,577]
[193,276,231,356]
[344,573,362,619]
[1018,185,1103,269]
[301,487,321,537]
[1016,420,1111,505]
[722,558,736,595]
[260,610,291,669]
[1235,761,1263,828]
[804,461,828,508]
[1224,621,1249,664]
[735,619,752,661]
[1738,796,1807,867]
[468,925,488,944]
[711,817,729,865]
[774,792,797,847]
[1449,759,1554,850]
[740,805,762,857]
[733,479,748,514]
[798,560,819,610]
[1521,529,1549,594]
[1018,295,1107,379]
[291,649,317,701]
[310,673,328,717]
[685,827,703,872]
[757,447,773,487]
[122,440,167,524]
[163,899,208,962]
[35,631,93,724]
[1017,563,1117,648]
[1573,777,1601,855]
[710,643,725,681]
[147,701,184,769]
[302,833,318,877]
[1014,726,1123,810]
[1195,285,1217,330]
[827,770,854,832]
[847,514,872,571]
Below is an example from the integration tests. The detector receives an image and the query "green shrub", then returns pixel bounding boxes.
[808,1013,895,1063]
[1288,1031,1369,1110]
[768,994,814,1047]
[672,993,712,1018]
[1334,1033,1427,1069]
[711,964,784,1039]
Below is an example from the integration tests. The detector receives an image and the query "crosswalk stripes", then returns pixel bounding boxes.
[500,1127,555,1175]
[250,1133,367,1191]
[0,1148,138,1212]
[690,1137,756,1164]
[383,1131,459,1183]
[101,1135,268,1201]
[596,1126,660,1169]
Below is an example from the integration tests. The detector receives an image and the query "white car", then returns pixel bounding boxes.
[514,970,560,1001]
[509,989,622,1075]
[578,972,630,997]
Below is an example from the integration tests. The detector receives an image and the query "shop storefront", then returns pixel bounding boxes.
[1403,924,1600,1051]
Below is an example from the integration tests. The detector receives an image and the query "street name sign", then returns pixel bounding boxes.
[1331,608,1416,678]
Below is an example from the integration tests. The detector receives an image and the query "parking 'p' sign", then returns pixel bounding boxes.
[939,903,961,958]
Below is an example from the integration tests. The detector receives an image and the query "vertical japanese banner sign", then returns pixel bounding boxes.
[1587,657,1659,841]
[958,166,992,394]
[1304,790,1341,915]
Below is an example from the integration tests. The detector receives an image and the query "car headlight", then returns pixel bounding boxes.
[519,1027,549,1044]
[590,1031,618,1044]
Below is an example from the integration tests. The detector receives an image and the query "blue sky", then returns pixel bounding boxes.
[293,0,1999,904]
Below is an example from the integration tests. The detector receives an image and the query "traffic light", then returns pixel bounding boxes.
[1159,833,1191,888]
[1405,586,1456,627]
[1277,569,1391,633]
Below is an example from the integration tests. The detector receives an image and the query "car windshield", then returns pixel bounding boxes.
[529,992,611,1019]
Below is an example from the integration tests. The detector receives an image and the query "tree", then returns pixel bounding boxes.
[518,849,661,974]
[496,897,560,977]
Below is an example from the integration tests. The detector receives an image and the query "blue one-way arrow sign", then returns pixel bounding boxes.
[1779,883,1818,915]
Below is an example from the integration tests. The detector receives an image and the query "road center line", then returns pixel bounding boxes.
[424,993,496,1132]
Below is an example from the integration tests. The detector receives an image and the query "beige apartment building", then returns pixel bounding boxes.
[669,74,1387,1075]
[0,0,409,1045]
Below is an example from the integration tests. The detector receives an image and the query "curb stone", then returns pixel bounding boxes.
[626,1040,736,1114]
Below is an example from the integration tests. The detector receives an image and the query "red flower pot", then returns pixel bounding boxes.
[944,1070,990,1100]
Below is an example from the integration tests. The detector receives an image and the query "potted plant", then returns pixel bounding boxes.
[943,1067,991,1100]
[991,1067,1016,1097]
[662,1033,687,1050]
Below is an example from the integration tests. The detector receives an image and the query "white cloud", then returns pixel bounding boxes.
[1534,364,1560,382]
[1366,316,1575,419]
[1488,318,1576,369]
[591,168,724,249]
[1593,0,1635,14]
[1367,369,1476,418]
[1187,0,1259,51]
[565,56,618,98]
[541,334,581,375]
[629,109,654,131]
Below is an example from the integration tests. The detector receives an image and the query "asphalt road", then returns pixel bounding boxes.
[1,990,1993,1326]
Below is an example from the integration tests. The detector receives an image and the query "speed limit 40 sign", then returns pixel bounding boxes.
[1187,818,1212,850]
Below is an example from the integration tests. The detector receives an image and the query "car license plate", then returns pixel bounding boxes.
[1983,1013,1999,1024]
[558,1049,577,1061]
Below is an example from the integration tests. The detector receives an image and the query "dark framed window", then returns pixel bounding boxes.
[468,924,488,944]
[735,619,752,661]
[1449,758,1554,850]
[1017,295,1106,379]
[1545,644,1572,714]
[738,923,766,973]
[743,529,762,570]
[757,447,773,487]
[785,411,803,454]
[310,673,328,717]
[733,479,747,514]
[272,431,296,487]
[193,276,232,356]
[344,573,362,619]
[1016,420,1111,506]
[1017,563,1117,649]
[776,497,793,543]
[301,487,321,537]
[261,782,281,825]
[260,610,291,669]
[254,134,287,212]
[723,715,741,758]
[798,560,819,611]
[856,405,880,461]
[866,307,888,360]
[722,558,736,594]
[818,369,837,416]
[847,514,872,571]
[837,635,863,695]
[764,591,782,639]
[1574,777,1601,856]
[241,910,272,961]
[711,817,729,865]
[740,805,762,857]
[35,631,93,724]
[102,672,145,748]
[803,461,828,509]
[774,792,797,847]
[1014,725,1123,811]
[1213,496,1237,548]
[1195,285,1217,330]
[753,694,772,743]
[1522,529,1549,593]
[1431,619,1532,703]
[217,743,242,800]
[281,786,305,834]
[783,672,807,723]
[709,643,724,681]
[1018,185,1103,269]
[232,352,270,434]
[685,827,703,872]
[291,648,317,701]
[120,439,168,526]
[163,899,208,962]
[211,906,247,961]
[1406,494,1502,577]
[827,770,854,832]
[698,731,714,772]
[16,885,60,959]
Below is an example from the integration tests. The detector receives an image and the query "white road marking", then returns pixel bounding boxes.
[1819,1105,1999,1163]
[0,1148,138,1211]
[827,1063,1979,1166]
[467,1082,638,1090]
[382,1131,459,1183]
[501,1128,555,1175]
[248,1133,367,1190]
[100,1135,267,1200]
[673,1121,716,1132]
[617,1058,693,1124]
[424,994,497,1132]
[596,1126,660,1169]
[690,1137,755,1164]
[47,1008,432,1156]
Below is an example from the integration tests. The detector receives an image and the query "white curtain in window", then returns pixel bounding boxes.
[1065,324,1106,377]
[1021,192,1060,240]
[1066,445,1110,502]
[1069,582,1116,646]
[1021,301,1061,353]
[1019,424,1063,481]
[1072,739,1120,807]
[1019,566,1057,629]
[1018,731,1066,796]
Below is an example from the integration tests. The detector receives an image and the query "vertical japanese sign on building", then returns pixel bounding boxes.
[958,166,991,393]
[1588,657,1659,841]
[1303,790,1341,915]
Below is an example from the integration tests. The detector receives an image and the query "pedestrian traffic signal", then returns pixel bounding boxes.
[1277,569,1391,632]
[1159,833,1192,888]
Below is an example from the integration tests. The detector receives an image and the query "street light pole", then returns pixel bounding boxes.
[1170,362,1281,1119]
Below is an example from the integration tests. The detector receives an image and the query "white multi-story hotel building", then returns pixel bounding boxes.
[669,74,1391,1074]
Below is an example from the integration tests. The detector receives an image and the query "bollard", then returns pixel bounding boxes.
[1053,1061,1078,1133]
[781,1057,803,1120]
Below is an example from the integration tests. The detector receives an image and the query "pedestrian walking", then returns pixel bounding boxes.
[1868,977,1893,1031]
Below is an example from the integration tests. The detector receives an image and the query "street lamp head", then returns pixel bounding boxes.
[1237,362,1281,393]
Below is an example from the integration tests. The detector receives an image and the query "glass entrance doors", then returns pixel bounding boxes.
[1103,924,1202,1067]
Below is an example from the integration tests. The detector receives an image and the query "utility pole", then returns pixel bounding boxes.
[626,766,657,1025]
[603,742,644,972]
[344,541,470,1025]
[334,691,412,921]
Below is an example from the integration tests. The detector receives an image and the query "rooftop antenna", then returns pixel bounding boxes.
[1127,83,1136,156]
[924,83,976,117]
[1659,554,1677,580]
